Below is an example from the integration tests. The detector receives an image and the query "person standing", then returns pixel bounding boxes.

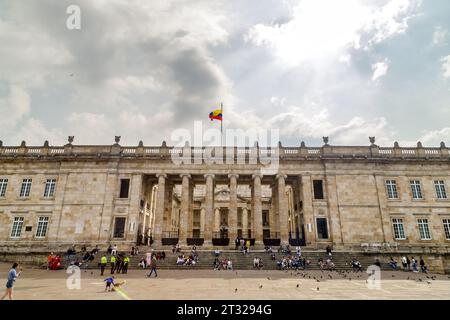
[122,256,130,274]
[1,263,21,300]
[326,245,332,256]
[401,256,407,271]
[147,256,158,278]
[406,256,411,271]
[100,255,107,276]
[110,255,116,274]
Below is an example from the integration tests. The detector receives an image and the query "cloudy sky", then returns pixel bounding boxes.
[0,0,449,147]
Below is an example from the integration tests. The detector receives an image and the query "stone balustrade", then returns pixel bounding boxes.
[0,137,448,160]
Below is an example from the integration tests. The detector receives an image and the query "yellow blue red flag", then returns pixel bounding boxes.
[209,109,222,121]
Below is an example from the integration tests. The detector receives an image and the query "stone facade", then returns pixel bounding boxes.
[0,138,449,254]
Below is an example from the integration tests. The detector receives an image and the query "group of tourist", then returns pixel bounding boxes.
[107,244,118,256]
[350,258,363,271]
[172,244,181,254]
[253,257,264,269]
[235,237,252,254]
[176,254,199,266]
[389,256,428,273]
[47,252,62,270]
[277,256,311,270]
[318,257,335,270]
[213,257,233,270]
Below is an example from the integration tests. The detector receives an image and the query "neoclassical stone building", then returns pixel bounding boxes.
[0,137,449,254]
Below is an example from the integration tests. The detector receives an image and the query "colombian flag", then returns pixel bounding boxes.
[209,109,222,121]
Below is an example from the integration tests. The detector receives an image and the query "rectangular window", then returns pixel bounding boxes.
[434,181,447,199]
[316,218,328,239]
[119,179,130,198]
[113,217,126,238]
[10,217,24,238]
[35,217,49,238]
[313,180,324,200]
[443,219,450,240]
[43,179,56,198]
[0,178,8,197]
[417,219,431,240]
[19,179,32,198]
[410,180,423,200]
[392,218,406,240]
[385,180,398,199]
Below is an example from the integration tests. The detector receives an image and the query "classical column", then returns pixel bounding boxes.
[200,207,206,237]
[300,175,315,246]
[228,174,239,241]
[164,181,174,233]
[179,174,191,244]
[204,174,215,242]
[214,207,220,233]
[277,174,289,243]
[251,174,263,243]
[271,180,278,237]
[153,174,166,244]
[242,207,248,238]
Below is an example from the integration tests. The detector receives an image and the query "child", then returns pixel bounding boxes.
[104,276,115,292]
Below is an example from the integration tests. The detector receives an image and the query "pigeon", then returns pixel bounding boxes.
[296,284,299,288]
[317,287,320,291]
[427,281,431,285]
[235,288,238,293]
[267,277,270,280]
[316,279,320,282]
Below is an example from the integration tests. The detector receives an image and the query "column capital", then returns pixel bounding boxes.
[228,173,239,179]
[156,173,167,179]
[204,173,215,180]
[252,173,263,180]
[276,173,287,180]
[180,173,191,179]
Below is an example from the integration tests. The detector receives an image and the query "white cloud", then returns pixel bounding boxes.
[433,26,448,46]
[245,0,420,66]
[442,55,450,78]
[0,86,30,130]
[419,127,450,145]
[371,60,390,82]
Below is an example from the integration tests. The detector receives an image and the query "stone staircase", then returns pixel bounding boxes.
[62,249,392,271]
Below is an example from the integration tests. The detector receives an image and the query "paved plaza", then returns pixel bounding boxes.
[0,263,449,300]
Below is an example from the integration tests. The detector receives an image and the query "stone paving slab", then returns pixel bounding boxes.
[0,263,449,300]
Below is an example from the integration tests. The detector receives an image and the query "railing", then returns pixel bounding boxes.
[212,231,229,239]
[1,143,448,160]
[162,231,179,239]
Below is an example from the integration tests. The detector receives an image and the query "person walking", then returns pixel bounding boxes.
[147,256,158,278]
[110,255,116,274]
[1,263,21,300]
[100,255,107,276]
[419,257,428,273]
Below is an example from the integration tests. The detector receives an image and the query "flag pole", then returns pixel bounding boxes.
[220,102,223,147]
